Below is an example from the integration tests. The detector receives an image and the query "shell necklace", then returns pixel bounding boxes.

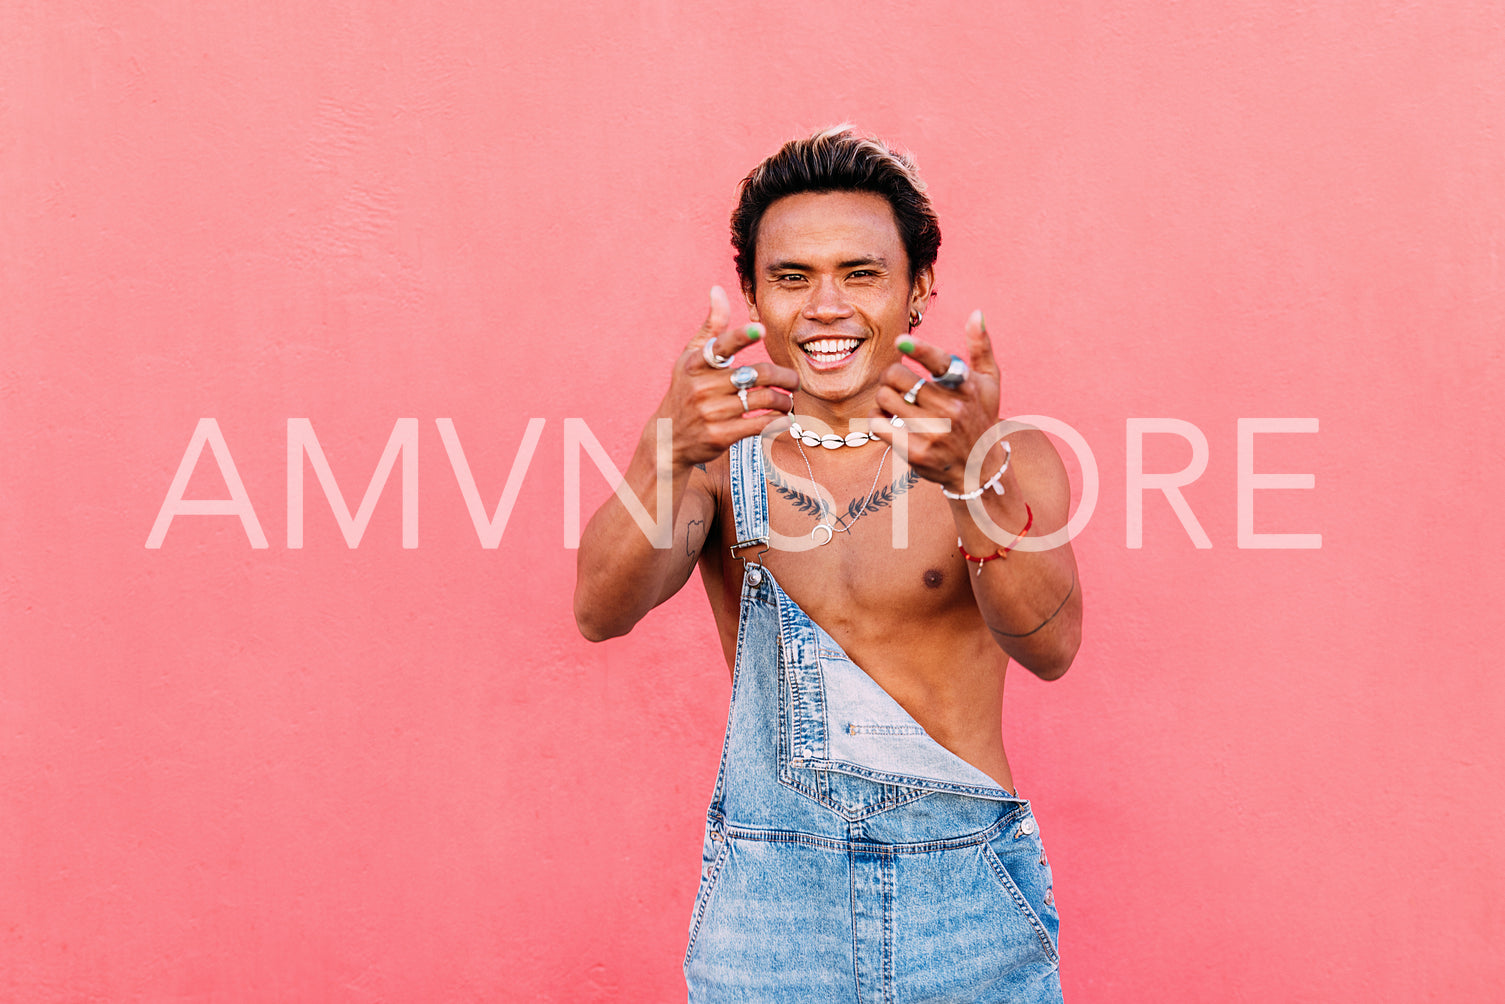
[788,418,881,449]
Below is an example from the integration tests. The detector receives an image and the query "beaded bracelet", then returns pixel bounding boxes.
[957,504,1034,575]
[940,442,1012,501]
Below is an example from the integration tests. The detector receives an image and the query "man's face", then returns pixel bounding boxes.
[745,190,933,411]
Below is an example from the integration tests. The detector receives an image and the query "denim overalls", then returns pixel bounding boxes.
[684,436,1063,1003]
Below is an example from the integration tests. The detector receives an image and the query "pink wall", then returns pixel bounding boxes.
[4,2,1502,1000]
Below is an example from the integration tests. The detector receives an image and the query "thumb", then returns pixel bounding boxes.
[964,309,1000,380]
[687,285,732,352]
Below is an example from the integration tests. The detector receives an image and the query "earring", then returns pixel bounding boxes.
[909,309,924,327]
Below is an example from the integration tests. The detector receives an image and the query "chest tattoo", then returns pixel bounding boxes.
[765,465,921,532]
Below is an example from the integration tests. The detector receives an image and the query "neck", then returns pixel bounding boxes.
[791,390,881,436]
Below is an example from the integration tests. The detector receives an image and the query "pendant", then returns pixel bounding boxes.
[811,523,834,546]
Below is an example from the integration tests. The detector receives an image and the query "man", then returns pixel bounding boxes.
[575,126,1081,1002]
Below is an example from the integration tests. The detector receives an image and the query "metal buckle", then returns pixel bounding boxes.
[729,536,769,560]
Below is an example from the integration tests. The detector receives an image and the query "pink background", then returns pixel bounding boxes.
[4,2,1503,1000]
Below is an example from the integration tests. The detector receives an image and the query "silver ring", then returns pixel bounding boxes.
[890,416,905,429]
[933,354,969,390]
[902,377,927,406]
[702,339,735,369]
[738,389,750,412]
[730,365,758,391]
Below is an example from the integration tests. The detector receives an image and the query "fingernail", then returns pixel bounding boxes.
[898,338,916,354]
[747,323,764,341]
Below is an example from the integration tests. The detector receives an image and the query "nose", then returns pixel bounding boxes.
[802,277,853,323]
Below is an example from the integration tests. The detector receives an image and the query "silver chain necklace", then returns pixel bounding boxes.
[791,436,892,546]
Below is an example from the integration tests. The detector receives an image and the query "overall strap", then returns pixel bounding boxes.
[728,434,770,562]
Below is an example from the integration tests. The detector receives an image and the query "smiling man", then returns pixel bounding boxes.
[575,127,1081,1002]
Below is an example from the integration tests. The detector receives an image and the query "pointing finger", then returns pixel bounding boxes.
[893,333,955,379]
[689,287,768,369]
[706,320,765,366]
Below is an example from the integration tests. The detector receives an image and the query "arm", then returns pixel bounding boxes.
[871,310,1082,679]
[948,430,1081,679]
[573,432,717,642]
[573,286,798,641]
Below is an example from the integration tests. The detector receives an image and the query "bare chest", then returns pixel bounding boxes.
[714,451,980,649]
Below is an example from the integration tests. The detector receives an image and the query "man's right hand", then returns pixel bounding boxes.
[574,287,799,641]
[655,285,800,468]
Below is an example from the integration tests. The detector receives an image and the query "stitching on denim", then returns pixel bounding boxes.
[980,840,1059,963]
[710,570,758,810]
[776,657,791,776]
[810,634,831,757]
[881,853,895,1001]
[777,763,934,821]
[784,640,810,757]
[682,833,732,970]
[722,810,1027,854]
[814,759,1020,800]
[845,723,926,736]
[849,841,864,1004]
[730,435,770,546]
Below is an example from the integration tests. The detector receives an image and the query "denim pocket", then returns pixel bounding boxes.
[980,810,1060,965]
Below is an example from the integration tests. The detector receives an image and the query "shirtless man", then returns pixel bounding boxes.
[575,127,1081,1003]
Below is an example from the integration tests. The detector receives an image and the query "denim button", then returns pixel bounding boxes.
[746,566,764,586]
[1018,817,1037,836]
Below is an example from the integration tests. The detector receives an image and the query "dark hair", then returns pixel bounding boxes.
[730,125,942,289]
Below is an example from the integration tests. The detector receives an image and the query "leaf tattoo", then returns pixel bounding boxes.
[766,464,919,530]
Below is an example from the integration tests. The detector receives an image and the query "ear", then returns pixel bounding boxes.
[909,266,936,314]
[742,280,761,322]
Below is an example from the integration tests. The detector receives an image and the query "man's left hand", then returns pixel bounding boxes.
[870,309,1003,493]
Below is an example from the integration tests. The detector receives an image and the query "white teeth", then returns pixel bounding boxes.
[801,338,861,360]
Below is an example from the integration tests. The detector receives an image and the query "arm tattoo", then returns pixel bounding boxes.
[685,519,705,561]
[765,465,920,530]
[990,568,1078,639]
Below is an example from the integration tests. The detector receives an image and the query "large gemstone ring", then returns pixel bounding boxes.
[730,366,758,391]
[933,354,969,390]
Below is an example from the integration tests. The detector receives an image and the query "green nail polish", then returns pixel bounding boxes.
[898,338,916,354]
[747,324,763,341]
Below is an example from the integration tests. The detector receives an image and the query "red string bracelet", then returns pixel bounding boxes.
[957,504,1034,575]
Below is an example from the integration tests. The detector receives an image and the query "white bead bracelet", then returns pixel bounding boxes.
[940,441,1012,501]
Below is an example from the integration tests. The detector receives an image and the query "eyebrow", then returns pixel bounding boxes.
[763,256,890,274]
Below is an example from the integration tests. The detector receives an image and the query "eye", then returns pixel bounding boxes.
[776,273,807,284]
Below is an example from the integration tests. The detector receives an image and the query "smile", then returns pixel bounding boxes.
[799,337,863,367]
